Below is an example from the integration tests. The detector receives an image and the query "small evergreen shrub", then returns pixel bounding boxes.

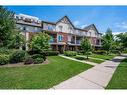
[10,50,28,63]
[34,58,44,64]
[64,51,77,56]
[0,54,9,65]
[31,54,44,64]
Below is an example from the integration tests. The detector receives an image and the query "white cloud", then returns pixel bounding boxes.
[115,22,127,29]
[73,20,80,26]
[112,31,126,35]
[80,24,87,29]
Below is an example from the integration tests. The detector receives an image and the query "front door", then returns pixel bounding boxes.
[58,45,64,54]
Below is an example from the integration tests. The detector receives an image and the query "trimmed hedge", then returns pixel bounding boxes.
[10,50,28,63]
[64,51,77,56]
[42,51,59,56]
[74,56,86,60]
[27,49,59,56]
[0,54,9,65]
[93,50,106,55]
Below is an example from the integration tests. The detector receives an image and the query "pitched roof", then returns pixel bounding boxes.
[56,15,75,28]
[41,16,101,34]
[84,24,102,34]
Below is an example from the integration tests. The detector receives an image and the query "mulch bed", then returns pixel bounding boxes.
[0,59,49,68]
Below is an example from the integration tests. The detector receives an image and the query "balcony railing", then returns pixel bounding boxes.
[49,38,57,43]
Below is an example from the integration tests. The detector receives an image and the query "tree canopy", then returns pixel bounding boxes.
[0,6,16,47]
[30,32,50,52]
[81,37,92,59]
[102,28,114,54]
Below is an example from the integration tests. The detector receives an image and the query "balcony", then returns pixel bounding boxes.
[16,20,41,27]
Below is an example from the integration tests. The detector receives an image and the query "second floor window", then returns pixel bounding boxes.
[58,26,63,32]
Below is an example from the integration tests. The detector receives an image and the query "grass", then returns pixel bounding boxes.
[88,58,104,64]
[72,56,104,64]
[0,56,92,89]
[106,58,127,89]
[89,54,116,60]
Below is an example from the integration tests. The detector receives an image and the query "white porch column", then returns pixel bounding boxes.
[25,32,29,51]
[75,35,76,44]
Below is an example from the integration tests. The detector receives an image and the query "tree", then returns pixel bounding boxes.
[0,6,16,47]
[102,28,114,55]
[8,30,25,49]
[116,32,127,49]
[81,37,92,59]
[30,32,50,52]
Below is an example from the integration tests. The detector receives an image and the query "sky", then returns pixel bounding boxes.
[5,6,127,34]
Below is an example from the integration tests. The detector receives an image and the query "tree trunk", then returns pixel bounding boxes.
[86,54,88,59]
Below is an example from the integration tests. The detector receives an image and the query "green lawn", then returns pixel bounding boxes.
[0,56,92,89]
[106,58,127,89]
[89,54,116,60]
[88,58,104,64]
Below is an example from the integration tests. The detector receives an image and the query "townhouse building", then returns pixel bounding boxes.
[14,14,102,53]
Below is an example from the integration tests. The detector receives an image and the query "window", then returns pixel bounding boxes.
[58,26,63,32]
[58,35,63,42]
[23,27,26,31]
[48,25,54,31]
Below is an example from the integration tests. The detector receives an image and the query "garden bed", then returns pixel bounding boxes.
[0,59,49,68]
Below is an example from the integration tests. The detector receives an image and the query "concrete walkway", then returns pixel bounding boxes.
[59,55,98,66]
[52,54,127,89]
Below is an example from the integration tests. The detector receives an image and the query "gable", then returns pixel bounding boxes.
[84,24,99,34]
[56,16,75,28]
[60,17,70,24]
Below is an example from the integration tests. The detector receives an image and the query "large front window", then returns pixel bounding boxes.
[58,35,63,42]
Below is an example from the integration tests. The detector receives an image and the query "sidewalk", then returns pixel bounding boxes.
[52,54,127,89]
[59,55,98,66]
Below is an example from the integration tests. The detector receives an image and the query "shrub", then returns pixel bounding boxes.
[42,51,59,56]
[27,49,41,55]
[34,58,44,64]
[111,50,121,55]
[74,56,86,60]
[24,57,34,65]
[64,51,77,56]
[31,54,46,60]
[31,54,44,59]
[93,50,106,55]
[0,47,16,55]
[10,50,28,63]
[0,54,9,65]
[31,54,45,64]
